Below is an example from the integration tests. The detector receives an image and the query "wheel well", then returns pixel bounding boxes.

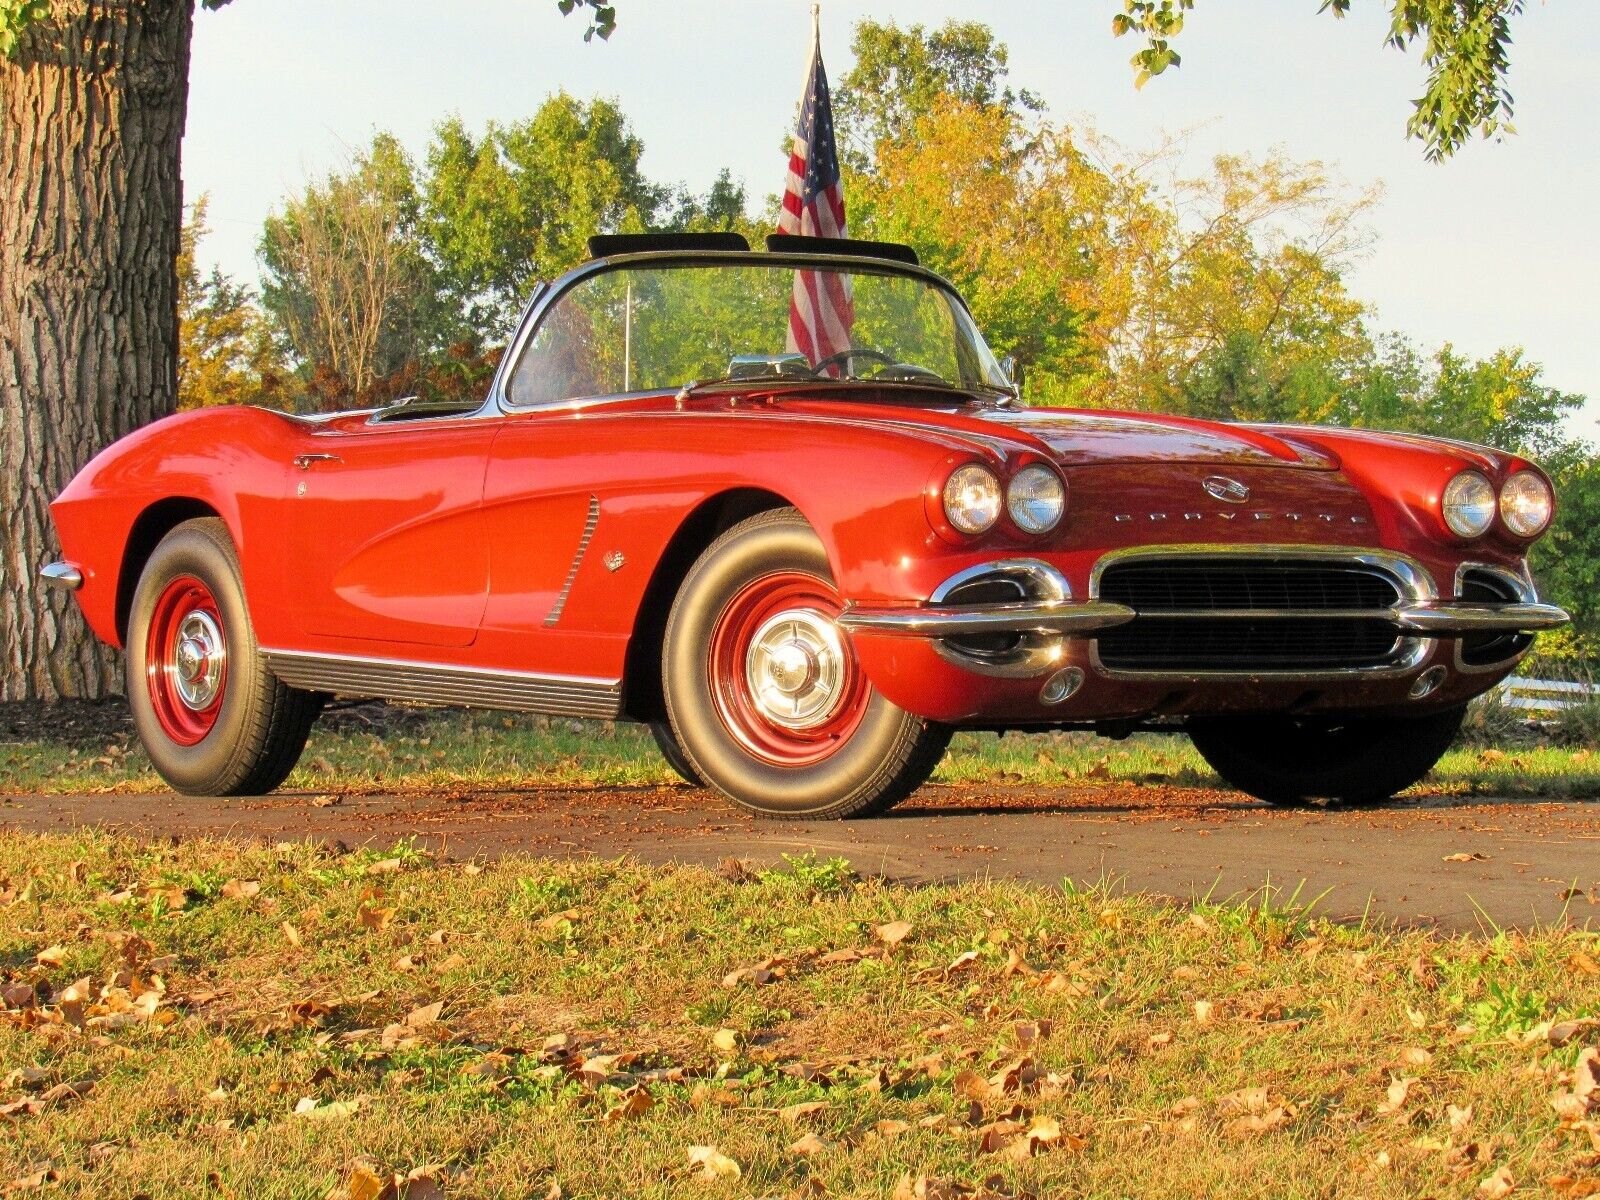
[115,498,223,643]
[621,488,793,722]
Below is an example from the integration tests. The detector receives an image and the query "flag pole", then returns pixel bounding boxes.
[811,2,820,45]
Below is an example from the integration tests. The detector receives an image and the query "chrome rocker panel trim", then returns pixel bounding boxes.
[261,648,623,719]
[39,561,83,592]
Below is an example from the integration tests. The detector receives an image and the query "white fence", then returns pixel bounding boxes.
[1498,676,1597,713]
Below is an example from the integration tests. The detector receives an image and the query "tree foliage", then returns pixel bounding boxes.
[421,95,661,338]
[177,195,283,409]
[1115,0,1527,160]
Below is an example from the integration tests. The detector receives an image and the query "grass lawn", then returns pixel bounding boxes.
[4,706,1600,800]
[2,833,1598,1198]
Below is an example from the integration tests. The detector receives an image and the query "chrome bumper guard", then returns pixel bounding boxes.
[39,561,83,592]
[837,597,1568,639]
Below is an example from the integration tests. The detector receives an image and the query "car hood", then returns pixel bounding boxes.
[974,408,1338,470]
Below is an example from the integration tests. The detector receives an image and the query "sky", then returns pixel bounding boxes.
[184,0,1600,436]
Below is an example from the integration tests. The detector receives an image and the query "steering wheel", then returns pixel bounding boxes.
[811,347,897,377]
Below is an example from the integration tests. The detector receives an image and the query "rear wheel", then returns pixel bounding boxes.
[1187,707,1466,807]
[663,508,950,819]
[127,518,322,796]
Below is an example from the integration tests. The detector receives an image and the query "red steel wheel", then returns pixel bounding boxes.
[144,574,228,746]
[706,570,869,767]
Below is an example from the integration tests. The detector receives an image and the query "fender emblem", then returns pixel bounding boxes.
[1202,476,1251,504]
[603,551,625,572]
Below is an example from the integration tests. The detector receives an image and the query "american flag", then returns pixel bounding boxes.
[779,15,854,369]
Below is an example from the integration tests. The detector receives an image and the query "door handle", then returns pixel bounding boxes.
[294,453,342,470]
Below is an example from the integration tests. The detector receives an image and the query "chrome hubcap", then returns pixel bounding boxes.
[172,610,225,710]
[745,608,846,729]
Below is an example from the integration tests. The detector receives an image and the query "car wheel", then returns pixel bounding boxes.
[648,719,703,786]
[663,508,950,819]
[1187,706,1466,807]
[127,518,322,796]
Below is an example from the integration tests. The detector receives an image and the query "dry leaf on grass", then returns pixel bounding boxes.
[33,946,67,968]
[875,920,914,947]
[602,1085,654,1124]
[788,1132,830,1158]
[220,879,260,901]
[711,1028,742,1053]
[777,1100,828,1123]
[686,1145,741,1181]
[1378,1076,1418,1115]
[1478,1165,1516,1198]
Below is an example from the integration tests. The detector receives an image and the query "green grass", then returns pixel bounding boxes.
[5,708,1600,799]
[1,833,1597,1197]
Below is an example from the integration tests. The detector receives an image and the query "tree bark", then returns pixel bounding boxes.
[1,0,194,700]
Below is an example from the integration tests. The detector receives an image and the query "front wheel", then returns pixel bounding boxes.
[1187,706,1466,808]
[662,508,950,819]
[126,518,322,796]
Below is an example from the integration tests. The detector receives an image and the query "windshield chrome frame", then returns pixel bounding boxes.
[486,249,1002,415]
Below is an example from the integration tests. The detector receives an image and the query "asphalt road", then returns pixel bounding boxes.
[4,781,1597,932]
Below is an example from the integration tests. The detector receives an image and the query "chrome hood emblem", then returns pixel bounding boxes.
[1202,476,1251,504]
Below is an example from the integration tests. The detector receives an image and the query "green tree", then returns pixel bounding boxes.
[177,195,284,410]
[259,134,448,407]
[1114,0,1525,161]
[421,95,663,338]
[833,19,1041,163]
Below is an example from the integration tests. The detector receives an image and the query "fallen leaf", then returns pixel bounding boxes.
[686,1145,741,1181]
[1478,1165,1515,1198]
[1443,852,1490,863]
[603,1085,655,1124]
[1193,1000,1214,1024]
[777,1101,828,1124]
[1570,952,1600,977]
[712,1028,742,1054]
[1378,1076,1417,1115]
[34,945,67,968]
[346,1162,396,1200]
[788,1132,829,1158]
[875,920,914,947]
[1400,1047,1434,1067]
[405,1002,444,1028]
[281,922,302,947]
[220,879,260,901]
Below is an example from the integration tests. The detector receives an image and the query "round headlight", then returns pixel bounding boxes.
[1007,464,1066,533]
[1442,470,1496,538]
[1499,470,1553,537]
[943,464,1002,535]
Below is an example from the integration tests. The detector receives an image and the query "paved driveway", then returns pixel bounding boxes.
[4,781,1597,931]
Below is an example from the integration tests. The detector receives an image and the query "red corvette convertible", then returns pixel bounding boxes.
[44,232,1568,818]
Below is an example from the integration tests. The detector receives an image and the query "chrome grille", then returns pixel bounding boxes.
[1094,556,1407,673]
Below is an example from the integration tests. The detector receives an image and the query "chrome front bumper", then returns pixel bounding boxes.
[839,598,1569,639]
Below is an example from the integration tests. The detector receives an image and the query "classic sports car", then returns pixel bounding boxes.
[44,232,1569,818]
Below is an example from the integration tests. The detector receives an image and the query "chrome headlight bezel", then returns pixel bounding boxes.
[1499,470,1553,538]
[942,464,1003,535]
[1442,470,1496,538]
[1006,464,1066,534]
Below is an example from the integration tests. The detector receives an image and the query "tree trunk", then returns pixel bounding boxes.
[0,0,194,700]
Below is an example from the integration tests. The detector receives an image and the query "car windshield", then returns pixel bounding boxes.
[506,258,1010,406]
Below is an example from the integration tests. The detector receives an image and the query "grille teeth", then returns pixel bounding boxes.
[1095,559,1405,673]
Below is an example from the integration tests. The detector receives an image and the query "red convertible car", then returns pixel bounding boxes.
[44,232,1568,818]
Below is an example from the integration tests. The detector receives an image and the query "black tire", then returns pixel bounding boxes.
[663,508,950,819]
[648,719,703,786]
[126,518,322,796]
[1187,706,1466,807]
